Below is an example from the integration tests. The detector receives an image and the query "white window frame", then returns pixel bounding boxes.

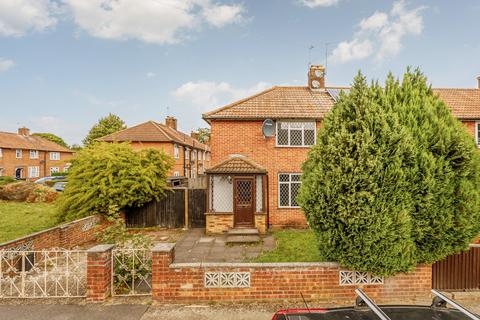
[50,167,60,175]
[278,173,302,208]
[29,150,39,159]
[173,171,180,177]
[276,121,316,147]
[476,122,480,147]
[49,152,60,160]
[192,150,196,161]
[0,148,2,158]
[28,166,40,178]
[174,144,179,159]
[0,167,3,176]
[185,148,190,160]
[16,149,22,159]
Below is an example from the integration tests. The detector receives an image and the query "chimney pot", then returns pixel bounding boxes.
[165,116,177,130]
[477,76,480,89]
[308,65,326,90]
[18,127,30,136]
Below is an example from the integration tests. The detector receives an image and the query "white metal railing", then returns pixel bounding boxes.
[111,249,152,296]
[0,249,87,298]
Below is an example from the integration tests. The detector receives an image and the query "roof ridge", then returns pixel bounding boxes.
[150,121,179,143]
[203,86,278,119]
[96,121,149,141]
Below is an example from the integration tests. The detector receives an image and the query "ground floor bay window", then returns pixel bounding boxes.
[205,155,268,234]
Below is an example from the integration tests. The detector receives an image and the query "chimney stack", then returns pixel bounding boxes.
[18,127,30,136]
[191,131,199,141]
[308,65,326,90]
[477,76,480,89]
[165,116,177,130]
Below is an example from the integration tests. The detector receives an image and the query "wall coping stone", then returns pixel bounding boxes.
[170,261,340,269]
[0,215,100,248]
[205,212,233,216]
[152,243,175,253]
[87,244,115,253]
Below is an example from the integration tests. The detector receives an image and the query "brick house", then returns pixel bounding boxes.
[0,127,74,180]
[98,117,211,184]
[203,66,480,234]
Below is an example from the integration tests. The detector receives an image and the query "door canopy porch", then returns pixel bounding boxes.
[206,155,267,229]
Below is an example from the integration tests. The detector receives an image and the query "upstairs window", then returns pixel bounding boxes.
[50,152,60,160]
[276,121,316,147]
[278,173,302,208]
[16,149,22,158]
[0,148,2,157]
[174,144,179,159]
[29,150,39,159]
[185,148,190,160]
[192,150,196,161]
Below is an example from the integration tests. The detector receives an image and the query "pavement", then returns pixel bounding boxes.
[174,228,276,263]
[0,297,479,320]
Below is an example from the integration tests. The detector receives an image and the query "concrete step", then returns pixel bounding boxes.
[227,228,259,236]
[226,235,261,244]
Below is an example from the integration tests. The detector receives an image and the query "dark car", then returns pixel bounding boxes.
[272,289,479,320]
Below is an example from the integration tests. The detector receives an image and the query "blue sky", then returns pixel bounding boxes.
[1,0,479,145]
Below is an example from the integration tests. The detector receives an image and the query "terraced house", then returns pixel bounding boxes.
[98,117,211,185]
[0,127,74,180]
[203,65,480,234]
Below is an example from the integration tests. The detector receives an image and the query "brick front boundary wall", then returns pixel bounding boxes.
[0,215,107,251]
[150,244,431,304]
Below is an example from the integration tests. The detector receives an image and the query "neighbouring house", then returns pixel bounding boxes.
[203,65,480,234]
[98,117,211,185]
[0,127,74,180]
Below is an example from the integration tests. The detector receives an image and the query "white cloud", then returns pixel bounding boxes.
[330,40,373,64]
[0,0,59,37]
[0,58,15,72]
[146,72,157,78]
[299,0,340,8]
[202,3,244,27]
[330,0,426,63]
[66,0,246,44]
[173,81,270,109]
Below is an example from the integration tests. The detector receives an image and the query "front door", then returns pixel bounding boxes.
[233,177,255,227]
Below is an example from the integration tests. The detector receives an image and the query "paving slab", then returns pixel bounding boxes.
[0,304,149,320]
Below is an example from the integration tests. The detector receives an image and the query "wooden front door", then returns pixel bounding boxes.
[233,177,255,227]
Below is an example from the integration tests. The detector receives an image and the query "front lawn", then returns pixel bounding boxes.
[0,201,58,243]
[254,229,322,262]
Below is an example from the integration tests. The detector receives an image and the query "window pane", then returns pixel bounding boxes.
[290,129,302,146]
[279,183,290,206]
[304,129,315,145]
[477,124,480,145]
[277,127,288,145]
[279,174,289,182]
[291,174,301,182]
[291,182,301,207]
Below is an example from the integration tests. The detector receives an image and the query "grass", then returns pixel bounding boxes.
[0,201,59,243]
[254,229,323,263]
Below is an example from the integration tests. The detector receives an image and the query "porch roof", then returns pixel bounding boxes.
[206,155,267,174]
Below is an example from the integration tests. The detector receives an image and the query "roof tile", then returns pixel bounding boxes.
[0,132,72,152]
[206,155,266,174]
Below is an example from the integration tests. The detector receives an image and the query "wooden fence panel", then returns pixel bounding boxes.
[188,189,206,228]
[125,189,185,228]
[432,245,480,291]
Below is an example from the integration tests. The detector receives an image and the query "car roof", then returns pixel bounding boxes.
[279,306,473,320]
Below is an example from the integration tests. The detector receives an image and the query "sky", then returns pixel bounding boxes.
[1,0,479,145]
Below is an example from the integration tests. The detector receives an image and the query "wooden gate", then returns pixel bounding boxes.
[125,189,185,228]
[188,189,206,228]
[432,245,480,291]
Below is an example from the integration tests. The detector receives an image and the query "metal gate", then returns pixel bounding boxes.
[0,250,87,298]
[111,249,152,296]
[432,244,480,291]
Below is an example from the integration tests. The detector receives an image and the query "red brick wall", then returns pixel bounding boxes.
[87,244,114,302]
[151,245,431,304]
[211,120,478,228]
[0,215,107,251]
[210,120,320,227]
[0,148,73,180]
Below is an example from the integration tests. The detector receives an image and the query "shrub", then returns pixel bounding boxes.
[298,69,480,276]
[0,182,57,202]
[56,142,173,222]
[0,176,16,186]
